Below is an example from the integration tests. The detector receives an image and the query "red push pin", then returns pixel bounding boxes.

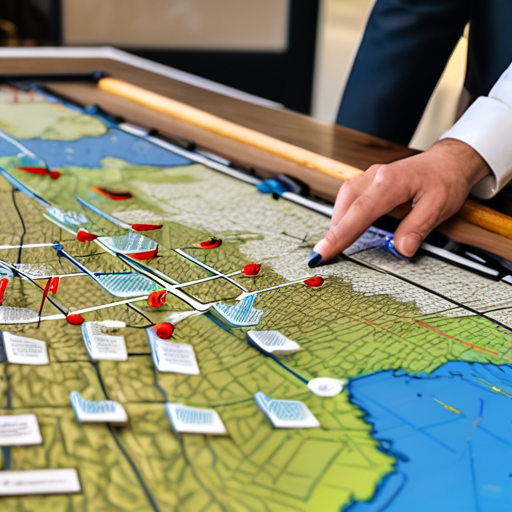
[77,229,98,242]
[49,170,61,180]
[242,264,261,276]
[148,290,167,308]
[304,276,325,288]
[196,237,222,249]
[155,322,174,340]
[0,278,9,306]
[131,223,163,232]
[66,313,85,326]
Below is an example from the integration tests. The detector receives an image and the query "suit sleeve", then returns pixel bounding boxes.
[440,62,512,199]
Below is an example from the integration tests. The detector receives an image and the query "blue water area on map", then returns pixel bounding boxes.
[0,128,191,169]
[347,362,512,512]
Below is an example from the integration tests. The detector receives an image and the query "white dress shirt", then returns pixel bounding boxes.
[440,62,512,199]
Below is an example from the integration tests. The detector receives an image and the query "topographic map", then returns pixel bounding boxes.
[0,84,511,512]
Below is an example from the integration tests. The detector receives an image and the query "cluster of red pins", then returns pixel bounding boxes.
[0,278,9,305]
[77,229,99,242]
[148,290,167,308]
[196,237,222,249]
[242,264,261,276]
[18,167,61,180]
[304,276,325,288]
[155,322,174,340]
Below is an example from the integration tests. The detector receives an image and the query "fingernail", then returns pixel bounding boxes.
[384,237,410,261]
[401,233,422,257]
[308,251,322,268]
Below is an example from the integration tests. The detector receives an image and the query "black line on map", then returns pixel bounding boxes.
[347,255,512,332]
[11,189,26,264]
[108,425,161,512]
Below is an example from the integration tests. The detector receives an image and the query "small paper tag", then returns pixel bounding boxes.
[2,332,49,365]
[81,322,127,361]
[147,328,200,375]
[254,392,320,429]
[0,468,81,496]
[70,392,128,424]
[165,402,227,435]
[0,414,42,446]
[247,330,301,356]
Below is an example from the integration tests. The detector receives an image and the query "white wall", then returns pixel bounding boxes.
[63,0,289,51]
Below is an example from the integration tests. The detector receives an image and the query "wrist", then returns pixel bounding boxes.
[432,138,491,187]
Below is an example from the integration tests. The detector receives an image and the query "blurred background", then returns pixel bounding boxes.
[0,0,467,150]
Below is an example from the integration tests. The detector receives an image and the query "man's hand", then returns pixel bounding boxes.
[308,138,492,268]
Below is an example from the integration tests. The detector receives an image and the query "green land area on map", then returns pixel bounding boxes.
[0,94,511,511]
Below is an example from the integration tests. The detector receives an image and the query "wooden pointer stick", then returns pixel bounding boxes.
[98,77,512,241]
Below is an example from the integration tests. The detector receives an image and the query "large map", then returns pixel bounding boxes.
[0,84,511,511]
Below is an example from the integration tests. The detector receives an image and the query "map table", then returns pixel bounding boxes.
[1,50,512,512]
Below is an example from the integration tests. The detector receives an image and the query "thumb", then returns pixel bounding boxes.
[393,195,447,257]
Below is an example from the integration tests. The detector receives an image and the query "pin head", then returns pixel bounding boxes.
[242,264,261,276]
[155,322,174,339]
[148,290,167,308]
[304,276,325,288]
[66,313,85,326]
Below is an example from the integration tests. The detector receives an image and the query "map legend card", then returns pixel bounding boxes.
[0,469,81,496]
[2,332,49,365]
[147,328,200,375]
[165,403,227,435]
[81,322,128,361]
[254,392,320,429]
[0,414,42,446]
[247,330,301,356]
[70,392,128,424]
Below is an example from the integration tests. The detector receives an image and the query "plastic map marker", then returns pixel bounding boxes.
[194,237,222,249]
[0,278,9,305]
[2,332,49,365]
[307,378,346,397]
[18,166,60,180]
[146,327,199,374]
[213,295,265,327]
[98,232,159,260]
[81,322,128,361]
[254,392,320,428]
[70,391,128,423]
[154,322,174,339]
[148,290,167,308]
[165,402,227,435]
[247,330,301,356]
[66,314,85,326]
[76,229,98,242]
[90,186,132,200]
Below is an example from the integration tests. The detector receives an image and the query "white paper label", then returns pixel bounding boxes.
[165,402,227,435]
[147,328,200,375]
[81,322,127,361]
[2,332,49,365]
[0,414,42,446]
[254,392,320,429]
[247,330,301,356]
[70,392,128,424]
[0,468,81,496]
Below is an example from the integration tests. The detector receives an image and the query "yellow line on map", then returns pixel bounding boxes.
[473,376,512,398]
[433,398,462,414]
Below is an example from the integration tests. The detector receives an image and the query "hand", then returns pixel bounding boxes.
[308,138,492,267]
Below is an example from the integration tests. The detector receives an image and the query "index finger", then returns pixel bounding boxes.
[308,168,413,266]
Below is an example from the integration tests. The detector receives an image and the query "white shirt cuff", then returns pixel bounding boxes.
[440,96,512,199]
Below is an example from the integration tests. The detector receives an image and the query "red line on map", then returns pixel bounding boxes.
[416,320,498,356]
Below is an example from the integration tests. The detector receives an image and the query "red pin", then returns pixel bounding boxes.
[242,264,261,276]
[131,224,163,232]
[49,276,60,295]
[90,186,132,201]
[66,313,85,326]
[77,229,98,242]
[0,279,9,305]
[148,290,167,308]
[18,166,60,179]
[155,322,174,339]
[127,248,158,260]
[304,276,325,288]
[196,237,222,249]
